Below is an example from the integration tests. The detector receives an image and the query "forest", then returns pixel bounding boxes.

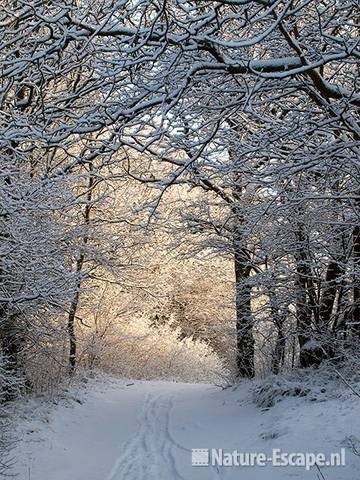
[0,1,359,477]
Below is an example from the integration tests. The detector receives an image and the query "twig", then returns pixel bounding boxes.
[334,369,360,399]
[315,463,326,480]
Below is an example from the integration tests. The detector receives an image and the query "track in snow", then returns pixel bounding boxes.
[106,394,187,480]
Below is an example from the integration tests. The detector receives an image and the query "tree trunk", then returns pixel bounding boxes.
[230,145,255,377]
[319,261,341,327]
[271,307,286,375]
[233,229,255,378]
[294,226,321,367]
[67,165,94,374]
[265,265,287,375]
[67,266,82,375]
[295,259,315,368]
[272,324,286,375]
[352,223,360,335]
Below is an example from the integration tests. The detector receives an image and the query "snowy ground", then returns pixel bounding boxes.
[13,375,360,480]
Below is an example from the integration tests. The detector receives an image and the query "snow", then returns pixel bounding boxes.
[13,375,360,479]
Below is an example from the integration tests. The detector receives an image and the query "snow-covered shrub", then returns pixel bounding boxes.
[23,333,69,395]
[0,356,21,476]
[253,377,310,408]
[81,314,229,383]
[252,365,356,408]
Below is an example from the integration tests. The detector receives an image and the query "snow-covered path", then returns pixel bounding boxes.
[14,378,360,479]
[106,392,186,480]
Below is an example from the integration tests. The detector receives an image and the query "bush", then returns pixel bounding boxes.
[0,356,21,476]
[80,314,229,384]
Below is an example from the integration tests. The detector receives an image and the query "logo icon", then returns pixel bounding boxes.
[192,449,210,466]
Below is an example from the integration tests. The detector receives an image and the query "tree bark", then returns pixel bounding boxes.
[67,165,94,374]
[352,222,360,335]
[295,249,315,368]
[272,324,286,375]
[294,225,322,367]
[233,211,255,377]
[67,260,82,375]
